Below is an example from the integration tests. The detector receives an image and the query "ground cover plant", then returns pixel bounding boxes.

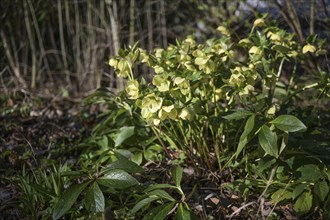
[1,15,330,219]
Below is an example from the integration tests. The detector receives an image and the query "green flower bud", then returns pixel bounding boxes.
[253,18,265,28]
[216,26,230,36]
[109,58,118,67]
[249,46,262,55]
[302,44,316,54]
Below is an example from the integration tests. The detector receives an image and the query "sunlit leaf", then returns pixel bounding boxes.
[270,115,306,132]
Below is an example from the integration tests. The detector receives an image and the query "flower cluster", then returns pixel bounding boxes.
[108,17,323,126]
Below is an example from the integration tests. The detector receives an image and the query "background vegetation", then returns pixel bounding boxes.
[1,0,329,93]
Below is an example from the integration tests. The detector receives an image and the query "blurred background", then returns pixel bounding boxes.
[1,0,329,96]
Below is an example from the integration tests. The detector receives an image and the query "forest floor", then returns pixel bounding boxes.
[0,90,316,220]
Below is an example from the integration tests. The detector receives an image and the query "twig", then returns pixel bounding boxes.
[229,201,257,219]
[257,166,277,219]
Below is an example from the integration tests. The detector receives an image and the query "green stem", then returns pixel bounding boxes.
[151,126,171,157]
[282,82,320,105]
[268,57,285,105]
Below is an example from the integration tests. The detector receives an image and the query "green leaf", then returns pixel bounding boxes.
[29,182,56,197]
[148,189,175,202]
[115,126,135,147]
[296,164,323,182]
[106,152,144,173]
[132,152,143,165]
[131,196,160,214]
[294,191,313,215]
[142,202,176,220]
[52,182,89,220]
[324,191,330,212]
[85,182,105,213]
[258,125,278,158]
[271,189,292,204]
[61,170,85,177]
[270,115,307,132]
[279,133,288,155]
[223,109,253,121]
[172,166,183,187]
[271,45,290,54]
[175,203,199,220]
[98,135,108,149]
[236,114,255,158]
[293,183,308,200]
[144,184,178,193]
[97,169,139,189]
[314,180,329,202]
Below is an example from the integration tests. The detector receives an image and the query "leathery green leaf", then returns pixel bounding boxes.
[148,189,175,202]
[106,152,144,173]
[236,114,255,158]
[142,202,176,220]
[258,125,278,158]
[85,182,105,213]
[223,109,253,121]
[131,196,159,214]
[115,126,135,147]
[175,203,199,220]
[270,115,306,132]
[172,166,183,187]
[97,169,139,189]
[52,182,89,220]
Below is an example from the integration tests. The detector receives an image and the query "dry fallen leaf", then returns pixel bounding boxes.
[210,197,220,205]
